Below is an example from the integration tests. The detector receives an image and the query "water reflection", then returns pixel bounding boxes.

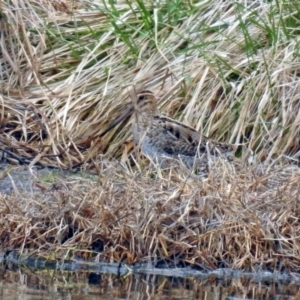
[0,266,299,299]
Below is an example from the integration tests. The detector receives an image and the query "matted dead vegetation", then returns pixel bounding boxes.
[1,0,300,166]
[1,160,300,271]
[1,0,300,271]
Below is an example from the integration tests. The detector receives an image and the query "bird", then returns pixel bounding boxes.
[100,90,235,174]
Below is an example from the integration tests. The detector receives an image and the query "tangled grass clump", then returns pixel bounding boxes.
[0,160,300,271]
[1,0,300,166]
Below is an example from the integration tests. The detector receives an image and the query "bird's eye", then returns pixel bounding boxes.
[138,95,146,101]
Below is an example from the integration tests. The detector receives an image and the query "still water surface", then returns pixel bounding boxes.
[0,267,299,299]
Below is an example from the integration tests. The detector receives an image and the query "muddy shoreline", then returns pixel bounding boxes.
[0,163,80,195]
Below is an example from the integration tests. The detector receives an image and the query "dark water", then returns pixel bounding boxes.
[0,266,299,300]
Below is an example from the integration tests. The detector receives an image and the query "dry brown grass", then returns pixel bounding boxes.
[1,0,300,166]
[0,160,300,271]
[1,0,300,271]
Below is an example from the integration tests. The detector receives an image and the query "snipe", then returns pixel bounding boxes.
[101,90,234,174]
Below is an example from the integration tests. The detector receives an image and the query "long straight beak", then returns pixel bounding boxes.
[99,105,134,137]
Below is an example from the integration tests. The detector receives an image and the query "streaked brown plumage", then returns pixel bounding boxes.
[101,90,234,174]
